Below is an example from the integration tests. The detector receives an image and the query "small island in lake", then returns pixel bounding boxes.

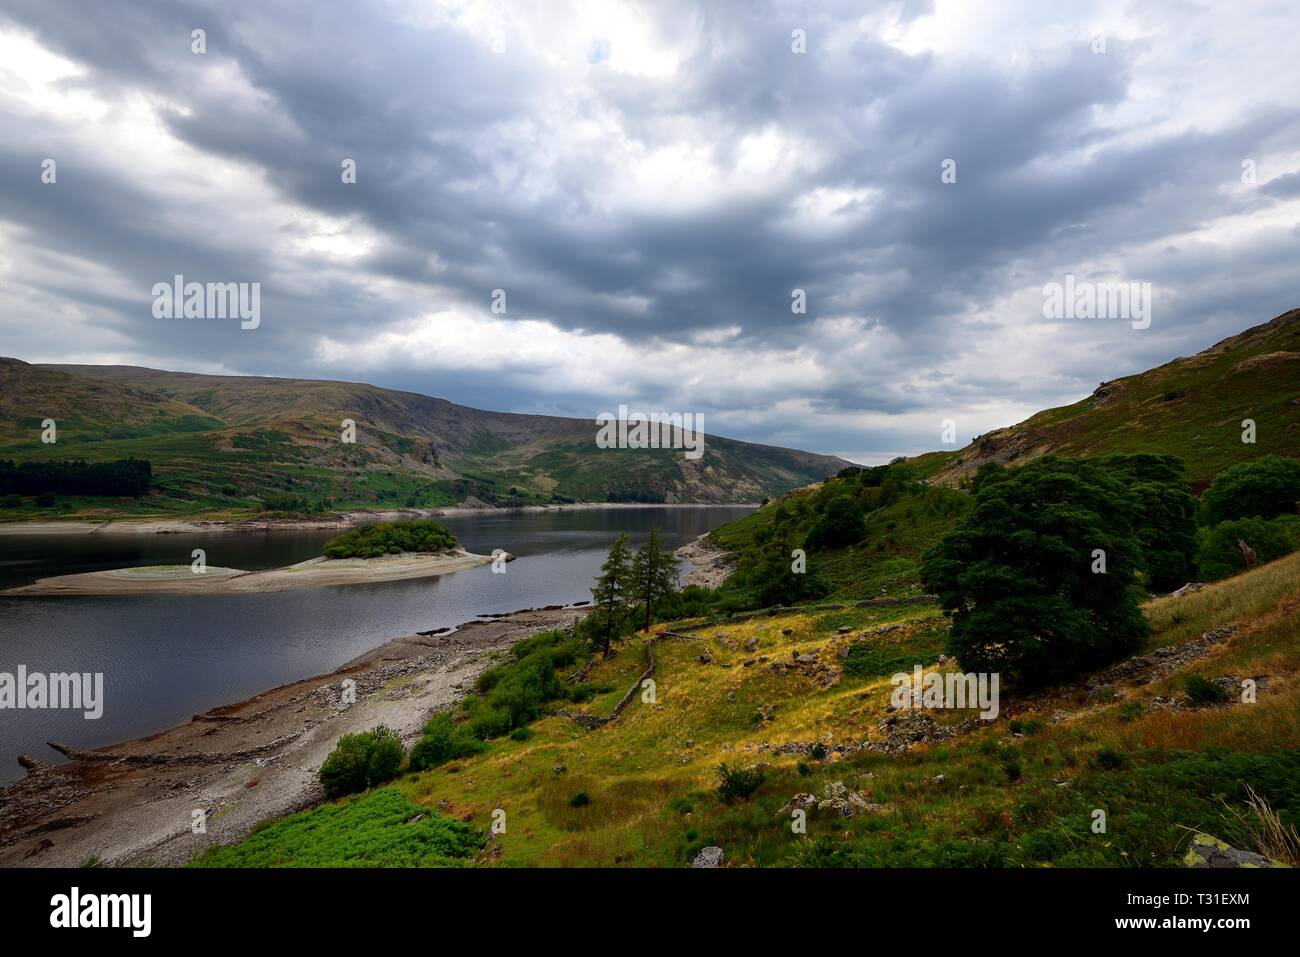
[3,520,502,596]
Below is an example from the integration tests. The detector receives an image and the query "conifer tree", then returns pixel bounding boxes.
[591,533,633,657]
[629,528,681,630]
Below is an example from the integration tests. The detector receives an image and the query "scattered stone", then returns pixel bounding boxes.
[744,636,759,652]
[779,793,818,815]
[692,846,724,868]
[1093,623,1237,685]
[698,652,712,664]
[931,774,946,784]
[783,780,882,819]
[1184,833,1287,868]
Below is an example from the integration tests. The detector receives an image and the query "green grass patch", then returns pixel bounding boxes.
[191,788,482,867]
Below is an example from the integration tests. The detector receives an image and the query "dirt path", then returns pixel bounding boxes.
[0,606,588,868]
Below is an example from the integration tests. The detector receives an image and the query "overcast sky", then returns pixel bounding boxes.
[1,1,1297,463]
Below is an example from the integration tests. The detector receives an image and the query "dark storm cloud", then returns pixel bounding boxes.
[1,0,1297,456]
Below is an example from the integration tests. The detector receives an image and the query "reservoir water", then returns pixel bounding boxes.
[0,506,752,784]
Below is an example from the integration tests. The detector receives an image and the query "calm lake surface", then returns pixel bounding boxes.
[0,506,752,784]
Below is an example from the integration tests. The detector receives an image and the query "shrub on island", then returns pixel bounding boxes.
[322,519,458,559]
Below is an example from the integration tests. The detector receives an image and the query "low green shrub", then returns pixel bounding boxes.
[461,629,584,740]
[716,762,765,804]
[1184,674,1230,706]
[1118,701,1146,722]
[408,713,486,771]
[318,725,404,798]
[1092,746,1131,771]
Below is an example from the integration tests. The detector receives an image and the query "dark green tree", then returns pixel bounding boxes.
[921,456,1148,689]
[749,535,829,606]
[1196,517,1297,580]
[591,533,634,657]
[1097,454,1198,592]
[969,462,1008,494]
[1200,455,1300,525]
[629,529,681,630]
[804,495,865,550]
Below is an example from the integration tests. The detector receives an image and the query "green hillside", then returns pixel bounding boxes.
[930,308,1300,490]
[196,546,1300,868]
[184,309,1300,869]
[701,309,1300,604]
[0,360,849,519]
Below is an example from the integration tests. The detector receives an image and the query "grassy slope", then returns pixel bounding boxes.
[709,479,972,600]
[204,549,1299,867]
[0,359,849,518]
[929,308,1300,489]
[701,308,1300,602]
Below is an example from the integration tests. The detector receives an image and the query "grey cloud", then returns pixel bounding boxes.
[0,0,1297,459]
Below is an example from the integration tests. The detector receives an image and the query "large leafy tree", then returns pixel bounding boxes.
[749,533,829,606]
[1200,454,1300,526]
[1096,453,1198,592]
[591,533,634,657]
[629,528,681,630]
[921,456,1148,689]
[804,495,865,550]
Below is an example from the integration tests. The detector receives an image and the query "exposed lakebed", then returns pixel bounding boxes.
[0,505,752,784]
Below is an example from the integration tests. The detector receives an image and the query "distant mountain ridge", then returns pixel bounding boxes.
[0,359,851,512]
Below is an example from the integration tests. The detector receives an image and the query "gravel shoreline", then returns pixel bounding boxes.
[675,532,738,588]
[0,605,589,868]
